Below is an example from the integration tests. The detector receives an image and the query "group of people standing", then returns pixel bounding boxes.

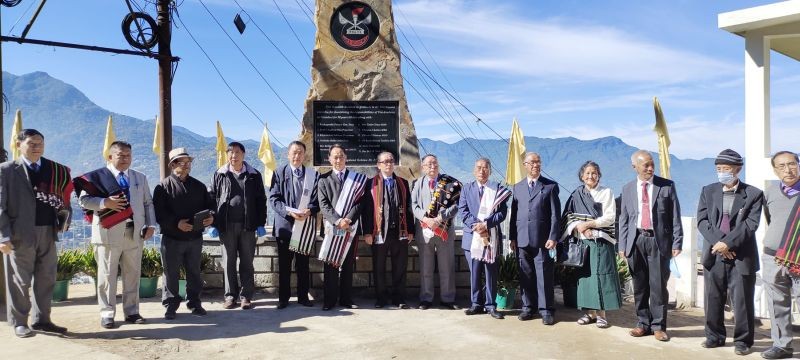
[2,128,800,359]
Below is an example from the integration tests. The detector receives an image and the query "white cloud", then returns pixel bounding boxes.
[396,0,739,84]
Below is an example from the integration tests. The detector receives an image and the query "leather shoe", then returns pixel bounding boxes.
[761,346,793,359]
[223,298,238,309]
[101,317,115,329]
[191,306,208,316]
[541,314,555,325]
[733,343,751,356]
[419,301,432,310]
[700,339,725,348]
[164,311,176,320]
[322,305,333,311]
[629,327,652,337]
[518,311,534,321]
[395,303,409,310]
[440,302,459,310]
[125,314,146,324]
[464,306,485,315]
[488,309,505,319]
[32,322,68,334]
[298,299,314,307]
[14,325,33,338]
[277,302,288,309]
[654,330,670,342]
[341,303,359,309]
[374,301,385,309]
[241,299,253,310]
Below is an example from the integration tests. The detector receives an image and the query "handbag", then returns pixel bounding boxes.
[558,236,588,268]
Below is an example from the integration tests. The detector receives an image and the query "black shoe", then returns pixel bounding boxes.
[395,303,409,310]
[341,303,359,309]
[518,311,534,321]
[164,310,177,320]
[440,302,459,310]
[191,306,208,316]
[542,314,555,325]
[14,325,33,338]
[488,309,505,319]
[701,339,725,348]
[734,343,751,356]
[31,322,68,334]
[419,301,432,310]
[761,347,793,359]
[125,314,146,324]
[298,299,314,307]
[277,302,289,309]
[322,305,333,311]
[464,306,485,315]
[375,301,386,309]
[100,317,115,329]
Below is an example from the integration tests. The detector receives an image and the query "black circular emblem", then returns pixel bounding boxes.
[330,2,380,51]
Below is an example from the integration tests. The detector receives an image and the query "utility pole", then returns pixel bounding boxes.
[157,0,173,178]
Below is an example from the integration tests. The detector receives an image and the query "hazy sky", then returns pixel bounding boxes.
[2,0,798,159]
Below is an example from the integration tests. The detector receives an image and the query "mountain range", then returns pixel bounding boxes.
[2,71,716,214]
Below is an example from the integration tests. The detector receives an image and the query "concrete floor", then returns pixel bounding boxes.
[0,283,792,359]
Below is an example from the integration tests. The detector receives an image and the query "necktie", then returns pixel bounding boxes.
[30,162,39,173]
[293,168,303,207]
[641,182,652,229]
[385,177,394,190]
[293,167,302,178]
[118,172,131,201]
[720,212,731,234]
[429,178,435,190]
[338,171,344,184]
[478,185,484,200]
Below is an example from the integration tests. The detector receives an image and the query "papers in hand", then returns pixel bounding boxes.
[285,206,304,214]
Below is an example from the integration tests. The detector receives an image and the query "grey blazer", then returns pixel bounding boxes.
[0,158,72,245]
[78,168,156,245]
[410,175,459,241]
[618,175,683,258]
[318,169,365,232]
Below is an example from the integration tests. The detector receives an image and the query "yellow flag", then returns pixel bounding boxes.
[152,115,161,155]
[215,121,227,168]
[102,115,116,160]
[9,109,23,160]
[653,97,671,179]
[505,117,526,185]
[258,126,277,187]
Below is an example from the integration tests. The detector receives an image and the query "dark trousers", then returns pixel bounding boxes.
[628,233,670,331]
[220,223,256,300]
[464,249,498,310]
[277,238,310,303]
[704,260,756,346]
[323,243,356,307]
[161,236,203,310]
[518,245,555,315]
[372,229,408,304]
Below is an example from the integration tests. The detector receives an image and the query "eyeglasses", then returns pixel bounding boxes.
[774,162,798,171]
[378,159,395,165]
[175,161,192,167]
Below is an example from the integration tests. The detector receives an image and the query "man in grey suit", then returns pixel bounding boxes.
[1,129,72,338]
[696,149,762,356]
[618,150,683,342]
[509,152,561,325]
[76,141,156,329]
[411,154,459,310]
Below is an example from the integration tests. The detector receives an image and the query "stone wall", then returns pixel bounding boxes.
[201,231,473,299]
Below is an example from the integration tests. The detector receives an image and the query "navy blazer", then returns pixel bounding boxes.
[458,180,508,251]
[509,177,561,248]
[696,181,763,275]
[618,175,683,258]
[268,164,319,241]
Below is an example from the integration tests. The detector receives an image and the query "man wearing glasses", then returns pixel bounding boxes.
[362,152,414,309]
[153,148,215,320]
[761,151,800,360]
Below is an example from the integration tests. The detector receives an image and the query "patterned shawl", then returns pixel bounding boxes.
[774,195,800,276]
[421,174,461,241]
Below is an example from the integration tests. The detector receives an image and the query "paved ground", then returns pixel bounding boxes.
[0,284,794,359]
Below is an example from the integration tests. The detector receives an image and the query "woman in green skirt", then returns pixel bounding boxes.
[561,161,621,328]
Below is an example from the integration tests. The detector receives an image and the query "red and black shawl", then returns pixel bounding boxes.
[73,167,133,229]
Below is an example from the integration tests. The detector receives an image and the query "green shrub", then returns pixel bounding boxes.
[497,253,519,290]
[140,247,163,278]
[56,249,83,281]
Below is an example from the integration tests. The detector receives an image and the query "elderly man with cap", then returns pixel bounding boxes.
[153,147,215,320]
[696,149,762,356]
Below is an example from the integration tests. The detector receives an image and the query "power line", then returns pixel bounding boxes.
[232,0,310,86]
[172,8,285,149]
[197,0,301,125]
[270,0,311,59]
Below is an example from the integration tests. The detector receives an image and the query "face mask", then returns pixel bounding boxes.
[717,171,737,185]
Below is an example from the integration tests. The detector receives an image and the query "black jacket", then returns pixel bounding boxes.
[154,174,215,241]
[210,162,267,232]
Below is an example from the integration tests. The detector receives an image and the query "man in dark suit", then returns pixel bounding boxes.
[696,149,762,356]
[269,140,319,309]
[361,151,414,309]
[0,129,72,338]
[619,150,683,342]
[459,158,507,320]
[509,152,561,325]
[318,144,367,311]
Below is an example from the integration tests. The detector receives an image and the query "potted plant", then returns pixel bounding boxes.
[80,245,98,296]
[617,254,633,296]
[178,265,187,299]
[495,253,519,310]
[140,247,162,298]
[555,264,580,308]
[54,249,82,302]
